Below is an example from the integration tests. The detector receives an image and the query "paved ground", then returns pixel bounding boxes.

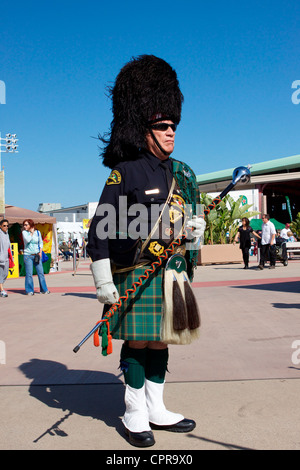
[0,255,300,450]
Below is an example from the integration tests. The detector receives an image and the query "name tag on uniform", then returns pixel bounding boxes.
[145,189,159,195]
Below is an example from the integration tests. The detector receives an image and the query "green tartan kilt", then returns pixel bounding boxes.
[103,265,164,341]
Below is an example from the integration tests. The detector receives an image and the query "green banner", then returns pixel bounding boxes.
[285,196,293,222]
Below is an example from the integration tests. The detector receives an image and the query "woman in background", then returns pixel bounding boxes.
[22,219,50,295]
[234,217,261,269]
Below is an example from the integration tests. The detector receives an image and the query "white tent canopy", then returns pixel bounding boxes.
[57,221,87,245]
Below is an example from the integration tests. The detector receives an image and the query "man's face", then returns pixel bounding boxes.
[262,216,268,224]
[0,222,9,233]
[145,120,176,160]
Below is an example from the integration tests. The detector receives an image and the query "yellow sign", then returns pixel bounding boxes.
[82,219,90,230]
[8,243,19,279]
[35,223,52,253]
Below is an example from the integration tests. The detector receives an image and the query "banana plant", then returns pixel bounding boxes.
[200,193,260,244]
[290,212,300,239]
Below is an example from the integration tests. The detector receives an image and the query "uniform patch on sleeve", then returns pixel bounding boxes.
[106,170,121,185]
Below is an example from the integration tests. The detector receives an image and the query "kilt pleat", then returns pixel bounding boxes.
[103,265,164,341]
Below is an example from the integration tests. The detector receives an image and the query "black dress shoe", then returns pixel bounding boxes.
[150,418,196,433]
[124,428,155,447]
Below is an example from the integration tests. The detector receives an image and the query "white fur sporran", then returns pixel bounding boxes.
[160,255,200,345]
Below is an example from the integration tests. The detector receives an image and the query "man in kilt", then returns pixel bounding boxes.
[87,55,206,447]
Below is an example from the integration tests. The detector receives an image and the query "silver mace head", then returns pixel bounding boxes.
[232,165,251,185]
[219,164,251,199]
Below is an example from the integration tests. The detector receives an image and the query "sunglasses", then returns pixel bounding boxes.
[150,123,177,132]
[1,224,8,227]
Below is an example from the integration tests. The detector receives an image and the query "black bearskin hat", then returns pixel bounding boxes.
[100,55,184,168]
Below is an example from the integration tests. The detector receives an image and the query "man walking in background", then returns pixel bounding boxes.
[258,214,276,269]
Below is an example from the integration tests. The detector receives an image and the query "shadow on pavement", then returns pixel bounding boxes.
[19,359,125,443]
[272,303,300,309]
[62,292,96,299]
[187,433,255,450]
[231,280,300,294]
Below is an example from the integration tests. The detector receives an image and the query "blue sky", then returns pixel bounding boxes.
[1,0,300,211]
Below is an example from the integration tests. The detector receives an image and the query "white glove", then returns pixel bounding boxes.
[90,258,120,304]
[186,216,206,241]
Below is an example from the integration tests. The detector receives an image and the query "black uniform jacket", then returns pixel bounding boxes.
[87,150,174,263]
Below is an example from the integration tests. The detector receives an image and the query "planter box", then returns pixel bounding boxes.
[198,244,243,265]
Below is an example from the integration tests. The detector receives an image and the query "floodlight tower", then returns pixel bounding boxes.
[0,133,19,169]
[0,133,19,216]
